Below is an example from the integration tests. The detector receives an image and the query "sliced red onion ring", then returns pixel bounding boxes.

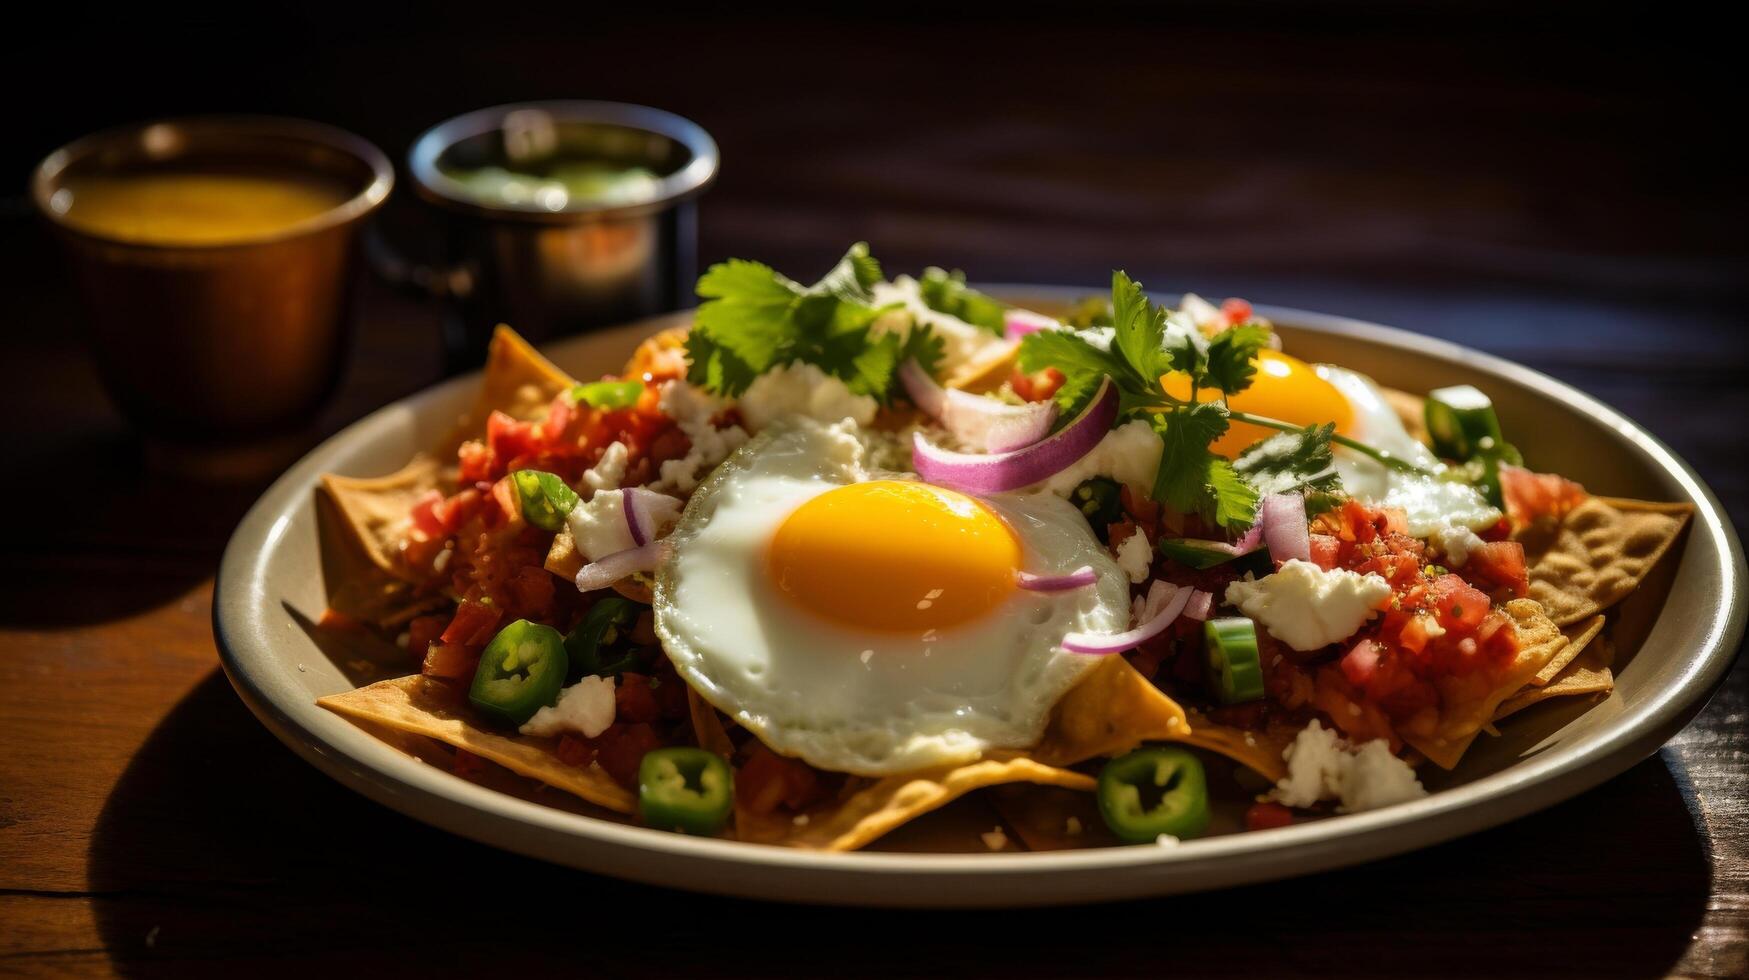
[1003,309,1062,340]
[1016,565,1097,592]
[1260,492,1310,564]
[1182,589,1214,621]
[912,377,1118,495]
[1062,581,1194,656]
[620,487,679,547]
[898,359,1056,453]
[575,540,663,593]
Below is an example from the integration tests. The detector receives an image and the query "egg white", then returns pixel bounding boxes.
[653,418,1130,776]
[1316,365,1501,536]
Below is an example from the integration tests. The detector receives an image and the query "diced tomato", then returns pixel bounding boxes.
[409,489,446,539]
[1340,639,1380,687]
[457,439,494,484]
[486,411,542,464]
[1220,298,1254,326]
[1396,615,1437,656]
[1429,574,1490,635]
[541,391,576,443]
[614,673,663,723]
[406,614,448,660]
[1011,366,1065,403]
[1500,464,1587,528]
[646,426,692,467]
[1245,801,1295,831]
[1119,484,1161,532]
[738,744,825,815]
[1309,533,1341,571]
[442,599,503,647]
[555,734,596,768]
[1463,540,1530,599]
[593,722,664,788]
[422,642,476,679]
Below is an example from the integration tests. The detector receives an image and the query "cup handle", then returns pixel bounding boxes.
[364,224,472,300]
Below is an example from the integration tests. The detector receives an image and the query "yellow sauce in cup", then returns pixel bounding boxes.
[55,170,353,246]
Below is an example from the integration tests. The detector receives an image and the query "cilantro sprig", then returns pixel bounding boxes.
[684,243,941,403]
[1019,271,1431,529]
[917,267,1006,334]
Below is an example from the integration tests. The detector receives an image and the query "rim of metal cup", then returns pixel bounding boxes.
[30,115,395,252]
[407,100,719,223]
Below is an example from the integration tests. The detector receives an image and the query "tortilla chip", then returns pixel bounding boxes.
[1176,713,1298,783]
[1031,657,1191,766]
[435,325,577,460]
[1402,598,1568,769]
[987,783,1115,851]
[317,458,443,624]
[1493,635,1615,723]
[544,528,585,580]
[317,675,635,814]
[622,324,691,380]
[735,754,1095,851]
[1521,497,1692,627]
[944,339,1021,394]
[686,684,736,760]
[1529,614,1606,686]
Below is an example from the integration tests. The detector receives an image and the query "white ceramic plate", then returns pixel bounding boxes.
[215,292,1745,907]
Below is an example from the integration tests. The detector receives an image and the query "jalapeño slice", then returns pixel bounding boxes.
[468,619,569,727]
[1097,746,1211,844]
[511,469,580,532]
[1204,616,1265,704]
[564,597,643,681]
[638,747,734,836]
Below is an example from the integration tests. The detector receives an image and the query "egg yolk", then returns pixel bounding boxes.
[767,480,1021,634]
[1161,349,1355,458]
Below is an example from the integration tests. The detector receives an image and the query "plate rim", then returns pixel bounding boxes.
[213,290,1746,906]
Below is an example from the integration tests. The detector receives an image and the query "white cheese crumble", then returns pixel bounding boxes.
[566,488,683,561]
[653,380,750,495]
[519,675,617,739]
[980,826,1009,851]
[1114,527,1153,583]
[1269,720,1428,813]
[1155,833,1181,848]
[869,276,1011,374]
[1224,560,1393,652]
[1179,292,1222,328]
[1428,524,1487,566]
[736,361,878,433]
[1034,419,1163,499]
[582,441,629,495]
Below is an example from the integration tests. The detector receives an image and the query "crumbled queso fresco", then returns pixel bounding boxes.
[1269,719,1428,812]
[520,675,617,739]
[1034,419,1163,500]
[567,488,682,561]
[1225,560,1393,651]
[652,380,750,494]
[1113,526,1153,583]
[736,361,878,433]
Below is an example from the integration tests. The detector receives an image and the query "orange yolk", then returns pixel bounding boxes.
[767,480,1021,634]
[1161,349,1355,458]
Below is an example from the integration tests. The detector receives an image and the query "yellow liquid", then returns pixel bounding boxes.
[56,171,353,246]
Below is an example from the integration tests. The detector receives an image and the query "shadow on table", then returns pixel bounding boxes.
[89,669,1712,978]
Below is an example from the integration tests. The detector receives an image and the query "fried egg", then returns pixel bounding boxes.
[654,418,1130,776]
[1163,340,1499,536]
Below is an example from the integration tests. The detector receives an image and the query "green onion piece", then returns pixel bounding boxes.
[1204,617,1265,704]
[467,619,569,727]
[1096,747,1211,844]
[571,380,644,410]
[564,597,643,682]
[1424,385,1508,462]
[511,470,580,531]
[638,747,735,835]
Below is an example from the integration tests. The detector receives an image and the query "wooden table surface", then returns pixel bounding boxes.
[2,10,1744,978]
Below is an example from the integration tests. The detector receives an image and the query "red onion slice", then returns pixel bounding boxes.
[1004,309,1062,340]
[1016,565,1097,592]
[1260,492,1310,564]
[912,377,1118,495]
[898,359,1056,453]
[1062,581,1193,656]
[620,487,680,547]
[575,540,663,593]
[1182,589,1214,621]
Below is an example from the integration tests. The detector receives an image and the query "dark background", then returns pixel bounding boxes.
[1,3,1744,976]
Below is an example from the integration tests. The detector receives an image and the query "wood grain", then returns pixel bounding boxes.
[1,8,1744,978]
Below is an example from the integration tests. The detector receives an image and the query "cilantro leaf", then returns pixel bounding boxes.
[1151,402,1258,528]
[814,242,882,303]
[900,324,946,380]
[918,267,1006,334]
[1203,323,1272,395]
[1016,328,1142,421]
[1234,423,1343,512]
[570,380,644,410]
[1111,270,1172,383]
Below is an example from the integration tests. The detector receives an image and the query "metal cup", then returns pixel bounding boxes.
[400,101,718,370]
[32,117,393,469]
